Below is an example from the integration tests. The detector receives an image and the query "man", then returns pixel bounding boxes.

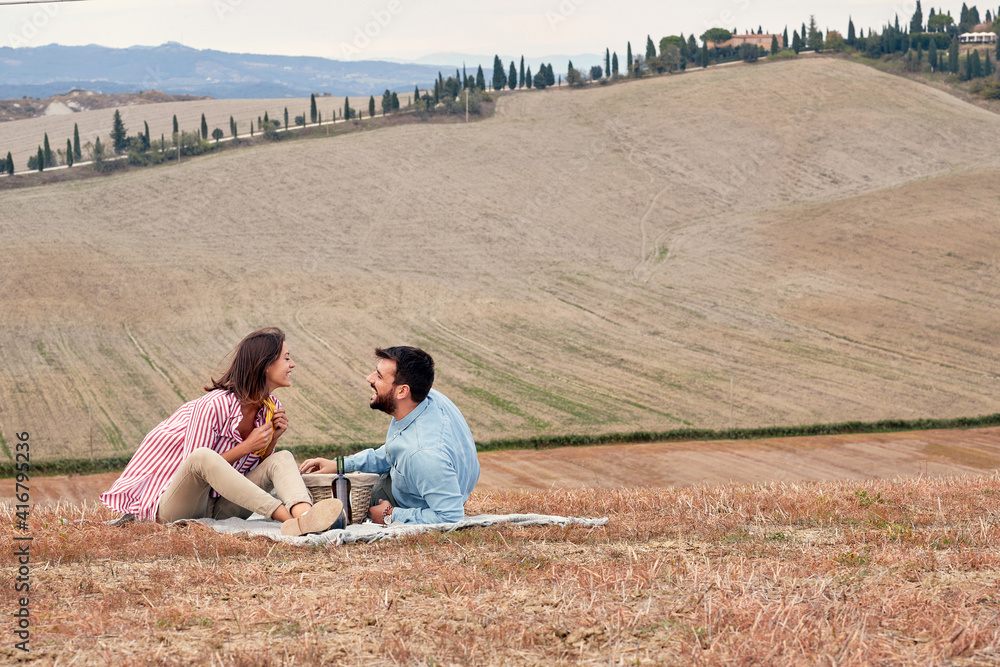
[300,346,480,525]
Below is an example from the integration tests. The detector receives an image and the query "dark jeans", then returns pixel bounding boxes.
[370,473,398,507]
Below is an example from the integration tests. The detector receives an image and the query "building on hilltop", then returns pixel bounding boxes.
[705,33,785,50]
[959,31,998,44]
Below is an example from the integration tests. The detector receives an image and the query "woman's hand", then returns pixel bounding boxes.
[271,407,288,442]
[243,422,274,457]
[220,422,273,464]
[299,457,335,474]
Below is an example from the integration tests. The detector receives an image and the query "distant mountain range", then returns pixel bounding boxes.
[0,43,603,100]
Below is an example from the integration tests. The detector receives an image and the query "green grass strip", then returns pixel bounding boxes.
[3,412,999,479]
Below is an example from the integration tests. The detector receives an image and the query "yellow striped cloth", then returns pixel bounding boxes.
[253,396,277,456]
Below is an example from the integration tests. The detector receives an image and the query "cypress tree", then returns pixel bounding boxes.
[928,37,937,70]
[143,120,150,150]
[200,113,208,140]
[985,50,993,77]
[949,37,960,73]
[771,36,779,54]
[73,123,81,161]
[36,146,43,172]
[5,151,12,175]
[627,42,633,76]
[792,30,802,53]
[414,84,420,106]
[463,63,468,88]
[66,139,73,167]
[367,95,374,117]
[783,26,789,48]
[310,93,317,123]
[172,114,178,134]
[520,56,525,87]
[969,49,982,78]
[111,109,127,154]
[344,96,351,120]
[43,133,53,167]
[605,48,610,78]
[508,61,517,90]
[645,35,656,60]
[911,1,923,33]
[284,107,289,130]
[701,42,709,67]
[847,18,855,45]
[612,52,619,76]
[526,66,533,88]
[492,55,506,90]
[545,63,555,86]
[476,65,486,90]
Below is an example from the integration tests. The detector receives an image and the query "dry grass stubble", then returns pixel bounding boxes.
[3,474,1000,664]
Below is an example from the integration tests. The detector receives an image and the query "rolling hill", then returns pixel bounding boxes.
[2,57,999,461]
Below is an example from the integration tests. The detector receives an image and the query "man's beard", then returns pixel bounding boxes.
[370,386,397,415]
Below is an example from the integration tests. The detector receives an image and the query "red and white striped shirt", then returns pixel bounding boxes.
[100,389,280,521]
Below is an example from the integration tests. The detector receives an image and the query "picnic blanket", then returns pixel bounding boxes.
[184,513,609,547]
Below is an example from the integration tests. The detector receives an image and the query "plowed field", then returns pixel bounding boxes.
[1,57,998,461]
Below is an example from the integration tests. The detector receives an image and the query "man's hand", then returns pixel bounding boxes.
[370,499,391,524]
[271,408,288,441]
[299,457,335,474]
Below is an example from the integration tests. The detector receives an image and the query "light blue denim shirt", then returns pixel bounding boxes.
[345,389,480,524]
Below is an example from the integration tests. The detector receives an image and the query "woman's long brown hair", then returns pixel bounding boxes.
[205,327,285,404]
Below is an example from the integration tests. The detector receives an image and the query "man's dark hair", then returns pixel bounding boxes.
[376,346,434,402]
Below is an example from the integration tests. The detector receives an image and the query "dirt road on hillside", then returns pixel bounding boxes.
[5,427,998,507]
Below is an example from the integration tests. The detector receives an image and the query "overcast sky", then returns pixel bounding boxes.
[0,0,964,60]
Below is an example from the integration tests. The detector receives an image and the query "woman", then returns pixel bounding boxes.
[100,327,344,536]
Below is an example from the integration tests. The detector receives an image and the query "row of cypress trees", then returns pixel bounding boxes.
[11,92,414,177]
[22,123,83,172]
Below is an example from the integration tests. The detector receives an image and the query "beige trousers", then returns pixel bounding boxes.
[156,448,312,523]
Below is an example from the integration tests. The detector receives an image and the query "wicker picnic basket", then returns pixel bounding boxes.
[301,472,381,525]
